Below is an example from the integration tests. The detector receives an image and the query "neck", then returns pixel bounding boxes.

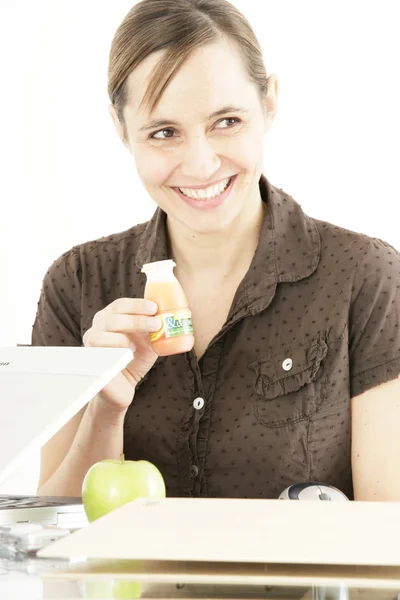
[167,193,265,280]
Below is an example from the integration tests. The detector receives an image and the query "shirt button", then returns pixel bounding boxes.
[193,397,205,410]
[282,358,293,371]
[190,465,199,478]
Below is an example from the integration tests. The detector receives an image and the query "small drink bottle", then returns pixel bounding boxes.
[141,259,195,356]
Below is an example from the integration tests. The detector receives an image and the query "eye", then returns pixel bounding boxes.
[149,117,240,140]
[150,128,175,140]
[216,117,241,129]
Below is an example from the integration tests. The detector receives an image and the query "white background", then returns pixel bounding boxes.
[0,1,399,493]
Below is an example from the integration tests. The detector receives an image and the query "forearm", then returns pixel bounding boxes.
[37,397,127,497]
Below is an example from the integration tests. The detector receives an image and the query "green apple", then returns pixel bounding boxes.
[112,580,142,599]
[82,454,166,522]
[81,579,142,599]
[81,579,113,599]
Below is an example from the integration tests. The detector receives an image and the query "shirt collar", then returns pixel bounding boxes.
[255,174,321,284]
[135,175,321,308]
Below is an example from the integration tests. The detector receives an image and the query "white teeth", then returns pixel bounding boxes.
[179,177,231,200]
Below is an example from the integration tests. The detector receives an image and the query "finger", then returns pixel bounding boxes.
[83,330,132,349]
[103,313,162,334]
[108,298,158,315]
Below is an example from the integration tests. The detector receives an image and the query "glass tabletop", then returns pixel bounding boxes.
[2,555,400,600]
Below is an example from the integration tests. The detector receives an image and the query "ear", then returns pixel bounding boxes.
[263,74,279,133]
[108,104,130,149]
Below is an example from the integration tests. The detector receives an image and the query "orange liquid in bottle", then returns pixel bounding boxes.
[141,260,195,356]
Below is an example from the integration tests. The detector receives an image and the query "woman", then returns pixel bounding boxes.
[34,0,400,501]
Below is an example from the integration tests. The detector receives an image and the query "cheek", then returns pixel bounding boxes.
[134,147,176,186]
[230,130,264,169]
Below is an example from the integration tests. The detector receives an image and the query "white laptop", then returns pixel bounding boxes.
[39,496,400,568]
[0,346,133,527]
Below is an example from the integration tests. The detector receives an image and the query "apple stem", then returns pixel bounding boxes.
[120,452,125,464]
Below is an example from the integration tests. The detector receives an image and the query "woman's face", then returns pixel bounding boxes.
[110,39,278,234]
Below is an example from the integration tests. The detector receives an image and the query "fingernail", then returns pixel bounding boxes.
[148,318,162,332]
[145,301,158,313]
[129,343,136,353]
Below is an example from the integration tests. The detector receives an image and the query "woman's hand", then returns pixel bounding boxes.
[83,298,161,412]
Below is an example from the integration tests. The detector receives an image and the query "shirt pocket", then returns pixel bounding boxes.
[249,331,329,427]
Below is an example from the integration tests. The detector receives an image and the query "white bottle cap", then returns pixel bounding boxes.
[141,259,176,280]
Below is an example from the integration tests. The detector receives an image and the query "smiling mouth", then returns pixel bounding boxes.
[177,176,233,200]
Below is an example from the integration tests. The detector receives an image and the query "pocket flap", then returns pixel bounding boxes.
[250,331,328,399]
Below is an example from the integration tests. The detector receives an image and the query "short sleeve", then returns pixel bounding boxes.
[349,236,400,397]
[32,247,82,346]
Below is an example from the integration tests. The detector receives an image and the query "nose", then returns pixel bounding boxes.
[179,133,221,183]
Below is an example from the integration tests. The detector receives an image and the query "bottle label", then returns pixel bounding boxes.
[150,308,194,342]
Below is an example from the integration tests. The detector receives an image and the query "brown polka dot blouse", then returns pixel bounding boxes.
[32,175,400,500]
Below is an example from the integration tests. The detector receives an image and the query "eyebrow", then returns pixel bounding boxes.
[139,106,249,132]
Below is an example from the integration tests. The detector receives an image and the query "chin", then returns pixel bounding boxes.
[183,207,242,235]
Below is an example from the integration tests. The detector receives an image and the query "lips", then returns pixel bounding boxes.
[178,176,232,197]
[173,174,237,210]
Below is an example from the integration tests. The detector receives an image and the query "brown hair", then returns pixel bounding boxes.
[108,0,268,136]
